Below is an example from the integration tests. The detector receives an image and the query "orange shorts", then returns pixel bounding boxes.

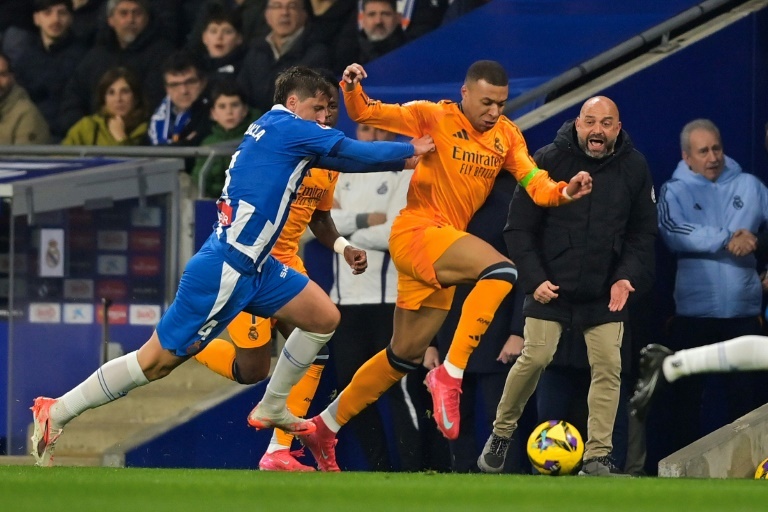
[389,214,467,311]
[227,254,307,348]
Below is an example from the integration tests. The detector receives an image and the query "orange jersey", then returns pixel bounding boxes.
[270,167,339,263]
[343,83,569,230]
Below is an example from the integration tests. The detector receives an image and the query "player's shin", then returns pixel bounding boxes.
[324,346,416,431]
[272,345,328,449]
[51,351,150,427]
[260,329,333,410]
[445,262,517,376]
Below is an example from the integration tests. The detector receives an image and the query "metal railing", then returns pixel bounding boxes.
[504,0,745,116]
[0,141,239,199]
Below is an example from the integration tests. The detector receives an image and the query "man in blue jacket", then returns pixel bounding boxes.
[651,118,768,454]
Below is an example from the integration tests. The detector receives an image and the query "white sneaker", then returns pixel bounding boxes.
[30,397,63,467]
[247,402,316,435]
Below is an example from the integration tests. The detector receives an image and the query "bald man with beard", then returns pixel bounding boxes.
[478,96,658,477]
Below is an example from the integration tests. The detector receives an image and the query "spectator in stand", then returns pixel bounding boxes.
[148,50,211,147]
[62,66,148,146]
[191,80,260,197]
[58,0,174,135]
[0,52,50,145]
[13,0,88,141]
[193,6,247,84]
[356,0,406,65]
[188,0,271,50]
[237,0,330,112]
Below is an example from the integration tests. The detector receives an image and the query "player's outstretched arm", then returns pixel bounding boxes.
[565,171,593,200]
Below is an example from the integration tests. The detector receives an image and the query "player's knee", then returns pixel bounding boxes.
[386,345,422,372]
[233,358,270,384]
[478,261,518,285]
[311,308,340,334]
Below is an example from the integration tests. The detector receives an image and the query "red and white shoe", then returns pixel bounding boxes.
[259,448,315,472]
[297,416,340,472]
[247,402,316,435]
[425,365,462,440]
[30,397,63,467]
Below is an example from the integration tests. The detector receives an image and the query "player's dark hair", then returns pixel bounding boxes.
[466,60,508,87]
[273,66,333,105]
[315,68,339,95]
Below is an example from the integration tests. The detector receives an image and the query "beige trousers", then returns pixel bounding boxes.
[492,317,623,460]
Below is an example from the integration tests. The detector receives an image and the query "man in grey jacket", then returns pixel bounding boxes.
[478,96,657,477]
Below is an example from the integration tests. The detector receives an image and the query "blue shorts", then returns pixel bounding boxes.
[156,238,309,356]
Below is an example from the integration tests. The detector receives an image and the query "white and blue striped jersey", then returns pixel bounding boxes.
[212,105,414,274]
[214,106,344,272]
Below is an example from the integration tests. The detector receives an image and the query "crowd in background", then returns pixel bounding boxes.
[0,0,488,148]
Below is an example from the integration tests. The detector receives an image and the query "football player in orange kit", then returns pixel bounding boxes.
[294,60,593,471]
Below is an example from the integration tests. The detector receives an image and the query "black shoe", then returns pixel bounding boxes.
[477,433,510,473]
[578,455,630,477]
[629,344,673,421]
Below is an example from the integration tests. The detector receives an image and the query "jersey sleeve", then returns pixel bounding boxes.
[317,171,338,211]
[503,122,568,207]
[341,82,432,137]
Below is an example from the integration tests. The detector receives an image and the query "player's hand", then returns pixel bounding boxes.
[344,245,368,275]
[533,280,559,304]
[411,134,435,156]
[497,334,524,364]
[423,346,440,369]
[565,171,592,199]
[726,228,757,257]
[609,279,635,312]
[342,63,367,90]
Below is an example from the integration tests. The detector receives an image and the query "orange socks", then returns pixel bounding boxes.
[194,338,236,381]
[334,349,406,427]
[446,279,513,369]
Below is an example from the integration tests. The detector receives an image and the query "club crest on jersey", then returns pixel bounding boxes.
[733,195,743,209]
[494,137,504,154]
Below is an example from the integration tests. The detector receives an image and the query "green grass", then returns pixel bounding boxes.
[0,466,765,512]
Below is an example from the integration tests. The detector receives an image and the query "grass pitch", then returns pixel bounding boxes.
[0,466,764,512]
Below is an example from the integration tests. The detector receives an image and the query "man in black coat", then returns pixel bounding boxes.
[477,96,657,477]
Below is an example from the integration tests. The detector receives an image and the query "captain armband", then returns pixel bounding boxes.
[333,236,351,254]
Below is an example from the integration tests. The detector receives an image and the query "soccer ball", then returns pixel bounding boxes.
[527,420,584,475]
[755,457,768,479]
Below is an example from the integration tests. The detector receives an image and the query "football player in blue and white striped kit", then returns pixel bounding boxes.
[30,66,435,466]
